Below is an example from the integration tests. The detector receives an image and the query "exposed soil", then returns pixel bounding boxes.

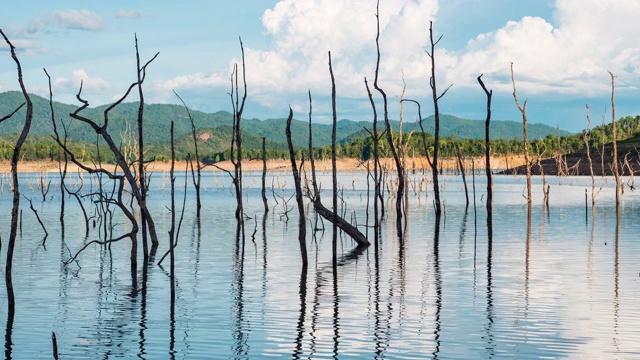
[0,155,528,174]
[503,142,640,176]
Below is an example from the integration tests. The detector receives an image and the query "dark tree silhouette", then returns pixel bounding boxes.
[373,1,405,235]
[1,30,33,314]
[427,21,452,217]
[477,74,493,214]
[285,107,308,268]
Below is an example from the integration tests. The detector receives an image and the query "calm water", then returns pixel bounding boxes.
[1,170,639,359]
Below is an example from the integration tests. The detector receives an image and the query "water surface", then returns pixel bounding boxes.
[0,171,639,358]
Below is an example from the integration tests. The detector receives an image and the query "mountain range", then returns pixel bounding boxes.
[0,91,570,153]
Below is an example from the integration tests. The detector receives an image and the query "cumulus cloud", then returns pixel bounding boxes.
[54,69,110,93]
[46,10,105,31]
[447,0,640,97]
[161,0,640,117]
[161,0,439,108]
[116,10,152,19]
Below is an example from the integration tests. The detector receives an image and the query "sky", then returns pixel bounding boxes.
[2,0,640,133]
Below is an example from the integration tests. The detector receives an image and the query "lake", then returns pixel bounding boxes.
[1,169,639,359]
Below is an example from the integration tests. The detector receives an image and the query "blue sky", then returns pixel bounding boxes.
[2,0,640,133]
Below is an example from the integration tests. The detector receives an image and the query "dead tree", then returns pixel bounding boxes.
[135,35,152,259]
[608,71,620,207]
[1,30,33,313]
[44,69,69,221]
[59,42,159,249]
[168,121,176,304]
[307,92,369,247]
[261,137,269,213]
[534,142,550,208]
[454,143,469,207]
[329,51,339,258]
[364,79,381,247]
[427,21,452,217]
[373,2,405,234]
[477,74,493,214]
[510,63,532,204]
[398,75,416,222]
[174,90,202,216]
[229,38,248,222]
[45,73,140,276]
[285,107,308,268]
[584,105,601,205]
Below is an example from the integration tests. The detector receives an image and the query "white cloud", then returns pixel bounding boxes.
[46,10,105,31]
[161,0,439,110]
[54,69,110,93]
[446,0,640,97]
[160,0,640,119]
[116,10,152,19]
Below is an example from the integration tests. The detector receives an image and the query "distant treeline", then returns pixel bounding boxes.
[2,115,639,164]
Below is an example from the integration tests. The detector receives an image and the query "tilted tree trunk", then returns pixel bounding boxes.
[454,143,469,208]
[307,91,369,248]
[285,107,308,268]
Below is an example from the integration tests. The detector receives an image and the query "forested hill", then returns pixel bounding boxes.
[0,91,568,148]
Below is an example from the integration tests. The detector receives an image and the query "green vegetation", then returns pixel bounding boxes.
[4,90,638,165]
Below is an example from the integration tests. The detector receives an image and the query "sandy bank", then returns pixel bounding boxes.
[1,155,527,174]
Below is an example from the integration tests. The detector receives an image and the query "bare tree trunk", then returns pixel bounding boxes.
[510,63,532,204]
[230,38,248,223]
[373,2,405,235]
[477,75,493,214]
[1,30,33,314]
[308,91,320,200]
[285,107,308,268]
[329,51,339,262]
[307,91,369,248]
[584,105,598,206]
[174,91,202,217]
[454,143,469,207]
[261,137,269,213]
[136,35,150,259]
[427,21,452,217]
[608,71,620,209]
[169,121,176,304]
[364,79,380,249]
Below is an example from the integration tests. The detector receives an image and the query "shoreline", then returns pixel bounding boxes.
[1,156,527,174]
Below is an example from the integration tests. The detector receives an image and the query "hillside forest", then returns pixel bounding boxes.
[1,90,639,166]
